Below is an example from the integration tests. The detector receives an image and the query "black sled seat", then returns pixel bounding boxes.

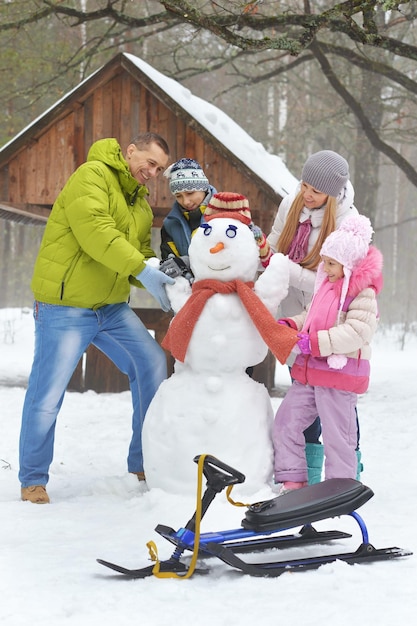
[205,478,411,576]
[242,479,373,532]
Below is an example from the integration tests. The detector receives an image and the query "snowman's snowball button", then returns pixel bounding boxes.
[205,376,223,393]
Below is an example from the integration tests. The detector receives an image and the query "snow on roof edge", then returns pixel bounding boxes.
[124,53,298,197]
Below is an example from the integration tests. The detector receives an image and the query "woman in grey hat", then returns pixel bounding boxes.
[268,150,358,315]
[267,150,362,485]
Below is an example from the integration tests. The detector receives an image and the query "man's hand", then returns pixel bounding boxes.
[137,264,175,312]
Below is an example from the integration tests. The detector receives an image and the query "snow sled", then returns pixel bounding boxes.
[97,454,412,579]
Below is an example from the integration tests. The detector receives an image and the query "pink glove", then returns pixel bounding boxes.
[277,319,290,326]
[296,332,311,355]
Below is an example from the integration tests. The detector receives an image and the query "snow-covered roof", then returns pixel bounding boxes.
[125,53,298,197]
[1,53,298,197]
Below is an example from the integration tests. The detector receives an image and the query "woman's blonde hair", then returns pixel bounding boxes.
[277,191,337,270]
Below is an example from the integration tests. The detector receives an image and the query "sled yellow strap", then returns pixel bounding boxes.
[146,540,158,562]
[225,485,251,508]
[147,454,207,579]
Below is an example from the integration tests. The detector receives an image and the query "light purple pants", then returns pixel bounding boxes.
[273,381,358,483]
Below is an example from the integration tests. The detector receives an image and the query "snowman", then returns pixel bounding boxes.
[142,192,298,495]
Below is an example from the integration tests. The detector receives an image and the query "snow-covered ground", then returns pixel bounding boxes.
[0,307,415,625]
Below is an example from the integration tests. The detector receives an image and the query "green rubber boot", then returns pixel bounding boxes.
[356,449,363,481]
[305,443,324,485]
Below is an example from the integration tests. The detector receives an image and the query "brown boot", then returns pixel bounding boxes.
[130,471,146,482]
[21,485,50,504]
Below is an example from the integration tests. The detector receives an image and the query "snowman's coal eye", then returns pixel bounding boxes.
[226,225,237,238]
[200,223,212,236]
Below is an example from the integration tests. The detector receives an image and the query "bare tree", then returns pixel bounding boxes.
[1,1,417,186]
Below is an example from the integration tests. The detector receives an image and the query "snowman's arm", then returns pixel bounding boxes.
[254,253,289,316]
[166,276,192,313]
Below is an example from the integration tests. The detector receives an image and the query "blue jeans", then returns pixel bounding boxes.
[19,302,167,486]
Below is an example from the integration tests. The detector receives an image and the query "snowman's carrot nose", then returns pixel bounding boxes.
[210,242,225,254]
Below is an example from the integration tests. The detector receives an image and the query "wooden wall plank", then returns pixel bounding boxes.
[171,114,185,161]
[101,80,114,138]
[73,104,85,169]
[119,74,134,149]
[92,87,104,139]
[131,80,142,137]
[140,85,149,132]
[7,159,18,203]
[83,95,94,158]
[25,141,39,202]
[36,128,50,203]
[111,74,122,139]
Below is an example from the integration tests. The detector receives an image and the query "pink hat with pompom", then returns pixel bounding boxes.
[320,214,373,270]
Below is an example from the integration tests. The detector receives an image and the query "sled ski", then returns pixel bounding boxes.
[96,557,210,578]
[97,454,412,579]
[206,541,409,577]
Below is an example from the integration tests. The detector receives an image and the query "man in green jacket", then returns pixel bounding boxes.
[19,134,174,504]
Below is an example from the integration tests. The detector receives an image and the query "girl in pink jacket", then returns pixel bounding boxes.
[273,215,383,494]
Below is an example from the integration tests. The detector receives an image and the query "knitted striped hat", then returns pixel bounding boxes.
[204,192,252,225]
[301,150,349,197]
[164,158,209,195]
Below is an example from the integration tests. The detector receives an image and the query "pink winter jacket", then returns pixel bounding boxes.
[284,246,383,394]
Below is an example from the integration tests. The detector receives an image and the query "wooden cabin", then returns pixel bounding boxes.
[0,52,297,393]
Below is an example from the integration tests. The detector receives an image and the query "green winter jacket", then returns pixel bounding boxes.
[31,138,156,309]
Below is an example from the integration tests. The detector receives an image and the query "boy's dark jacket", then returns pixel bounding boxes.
[160,185,217,259]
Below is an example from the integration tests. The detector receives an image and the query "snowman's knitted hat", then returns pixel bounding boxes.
[301,150,349,197]
[204,192,252,225]
[163,158,209,195]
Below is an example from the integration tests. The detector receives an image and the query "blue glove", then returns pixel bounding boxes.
[249,222,271,262]
[296,332,311,355]
[248,222,263,241]
[137,264,175,312]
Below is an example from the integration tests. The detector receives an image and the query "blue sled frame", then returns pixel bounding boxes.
[97,455,412,578]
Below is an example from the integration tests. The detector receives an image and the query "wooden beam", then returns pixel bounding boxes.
[0,202,50,224]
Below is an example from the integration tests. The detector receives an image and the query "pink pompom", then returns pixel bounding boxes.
[327,354,348,369]
[321,214,374,272]
[339,215,373,243]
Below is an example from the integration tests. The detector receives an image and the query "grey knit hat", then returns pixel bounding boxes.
[301,150,349,197]
[163,158,209,195]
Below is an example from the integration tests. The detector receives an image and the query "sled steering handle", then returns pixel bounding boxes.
[193,454,246,488]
